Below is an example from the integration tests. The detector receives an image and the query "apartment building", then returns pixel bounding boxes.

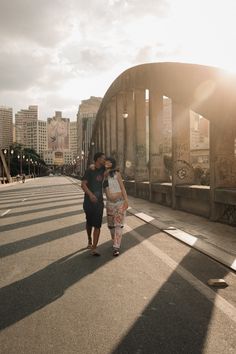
[70,121,78,159]
[26,120,47,157]
[77,96,102,173]
[0,106,13,148]
[15,105,38,146]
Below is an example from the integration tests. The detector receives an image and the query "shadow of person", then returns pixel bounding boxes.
[0,245,107,330]
[0,226,148,330]
[0,221,161,330]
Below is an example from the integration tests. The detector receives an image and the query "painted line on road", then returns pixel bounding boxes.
[125,224,236,324]
[128,209,236,272]
[1,209,11,217]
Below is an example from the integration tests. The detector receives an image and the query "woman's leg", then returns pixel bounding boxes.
[107,204,115,240]
[113,202,126,254]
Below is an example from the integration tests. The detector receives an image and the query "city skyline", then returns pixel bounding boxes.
[1,0,236,120]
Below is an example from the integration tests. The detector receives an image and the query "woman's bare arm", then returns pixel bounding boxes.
[117,172,128,209]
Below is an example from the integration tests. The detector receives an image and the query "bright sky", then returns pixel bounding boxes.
[1,0,236,121]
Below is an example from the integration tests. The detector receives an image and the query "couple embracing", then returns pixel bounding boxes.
[81,152,128,257]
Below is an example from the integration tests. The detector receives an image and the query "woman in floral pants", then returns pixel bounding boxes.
[103,157,128,256]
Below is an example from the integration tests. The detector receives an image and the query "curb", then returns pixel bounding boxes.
[127,207,236,272]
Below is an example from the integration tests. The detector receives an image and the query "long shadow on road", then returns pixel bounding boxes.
[0,196,81,209]
[0,218,233,354]
[0,183,76,195]
[0,209,84,233]
[111,246,233,354]
[0,224,158,330]
[0,214,85,258]
[2,202,82,219]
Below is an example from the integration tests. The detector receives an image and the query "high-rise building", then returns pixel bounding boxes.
[44,111,73,167]
[0,107,13,148]
[15,105,38,146]
[77,96,102,173]
[26,120,47,157]
[70,121,78,159]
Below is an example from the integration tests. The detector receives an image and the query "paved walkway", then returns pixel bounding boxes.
[127,195,236,271]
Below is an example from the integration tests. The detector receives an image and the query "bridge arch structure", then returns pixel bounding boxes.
[90,62,236,225]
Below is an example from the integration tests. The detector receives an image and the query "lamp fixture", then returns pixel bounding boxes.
[122,111,128,119]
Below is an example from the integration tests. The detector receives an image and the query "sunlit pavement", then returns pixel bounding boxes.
[0,176,235,354]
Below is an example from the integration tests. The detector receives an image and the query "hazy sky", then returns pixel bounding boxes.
[1,0,236,121]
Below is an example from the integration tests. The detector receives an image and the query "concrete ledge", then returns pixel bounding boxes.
[215,188,236,206]
[175,184,210,201]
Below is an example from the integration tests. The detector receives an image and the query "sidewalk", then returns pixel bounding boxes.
[127,195,236,272]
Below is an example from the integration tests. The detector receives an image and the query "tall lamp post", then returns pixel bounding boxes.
[26,157,31,176]
[3,148,14,177]
[17,151,25,175]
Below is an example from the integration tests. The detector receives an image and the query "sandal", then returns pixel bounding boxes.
[113,250,120,257]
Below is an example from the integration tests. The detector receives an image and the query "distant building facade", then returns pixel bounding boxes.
[15,105,38,146]
[70,121,78,160]
[190,112,209,170]
[77,96,102,174]
[0,106,13,148]
[26,120,47,157]
[43,111,75,168]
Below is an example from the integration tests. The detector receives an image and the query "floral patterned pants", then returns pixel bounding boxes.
[106,200,126,249]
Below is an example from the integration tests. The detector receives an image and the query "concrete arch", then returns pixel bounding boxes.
[91,62,236,225]
[97,62,236,121]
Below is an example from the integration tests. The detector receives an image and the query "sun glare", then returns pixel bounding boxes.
[168,0,236,73]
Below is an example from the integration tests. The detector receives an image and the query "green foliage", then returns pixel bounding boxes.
[8,143,46,176]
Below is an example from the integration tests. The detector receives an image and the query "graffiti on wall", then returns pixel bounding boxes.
[174,159,194,183]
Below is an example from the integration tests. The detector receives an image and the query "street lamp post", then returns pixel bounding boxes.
[26,157,31,176]
[17,151,25,175]
[4,148,14,177]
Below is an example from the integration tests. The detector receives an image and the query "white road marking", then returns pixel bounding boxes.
[135,212,155,223]
[131,210,236,272]
[125,224,236,324]
[1,209,11,217]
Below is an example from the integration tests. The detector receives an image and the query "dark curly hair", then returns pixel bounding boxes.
[106,157,119,177]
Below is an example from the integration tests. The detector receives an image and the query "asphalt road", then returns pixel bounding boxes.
[0,176,236,354]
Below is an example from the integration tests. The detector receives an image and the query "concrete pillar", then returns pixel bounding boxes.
[116,93,125,173]
[100,115,106,154]
[172,102,194,208]
[97,124,102,151]
[149,90,167,183]
[125,91,136,179]
[210,113,236,219]
[110,97,117,158]
[135,89,148,182]
[105,106,111,156]
[102,111,107,155]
